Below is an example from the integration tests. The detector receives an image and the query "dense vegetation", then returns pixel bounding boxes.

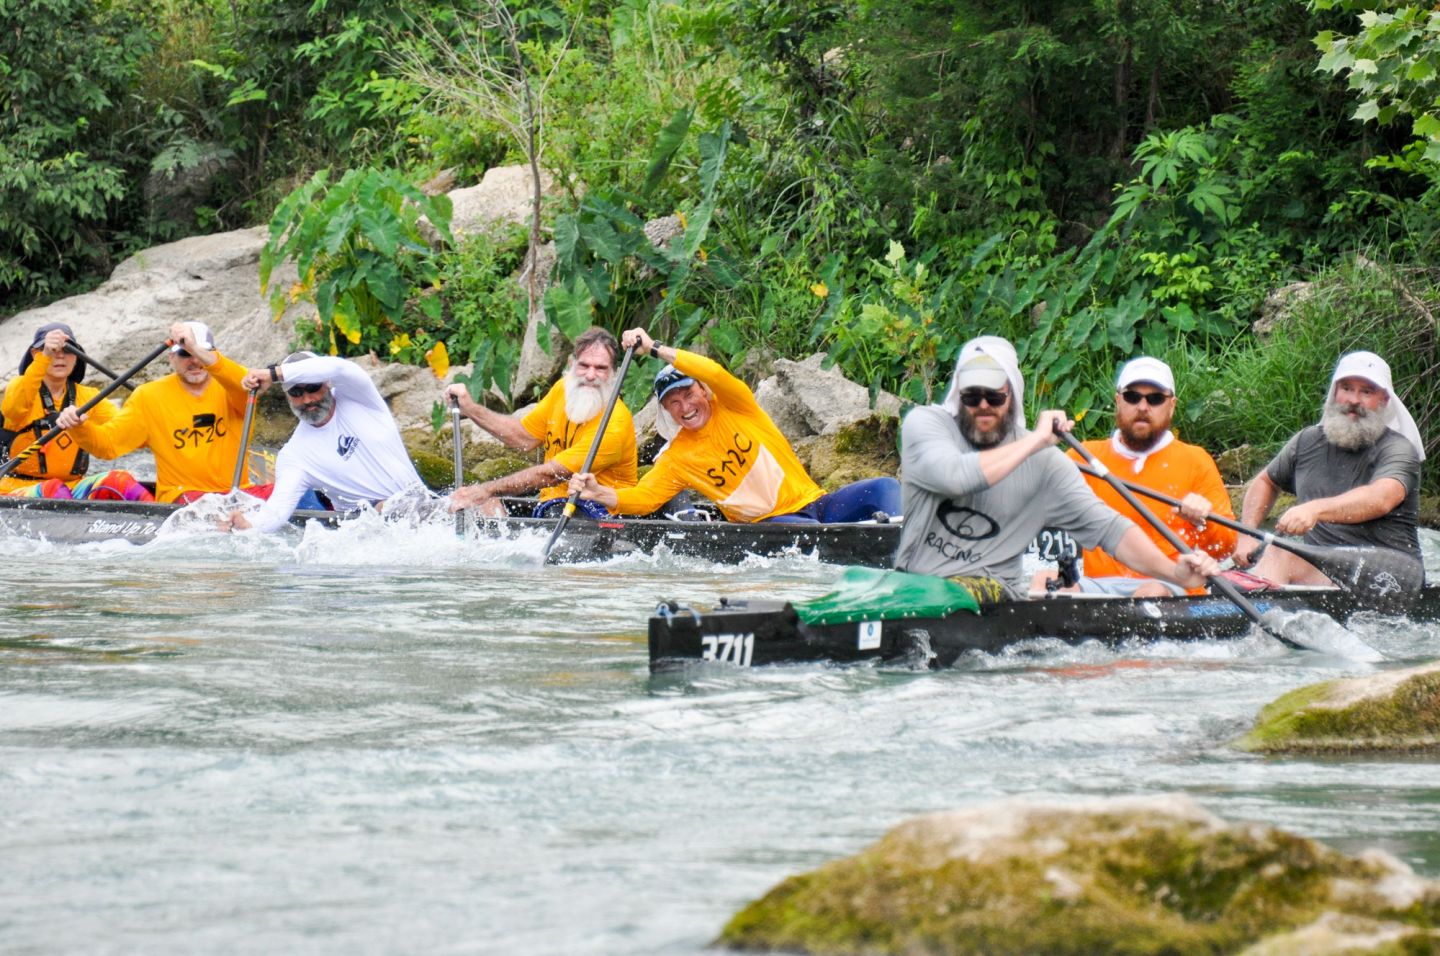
[6,0,1440,482]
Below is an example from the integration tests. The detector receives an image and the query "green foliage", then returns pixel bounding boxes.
[435,227,530,403]
[260,167,453,355]
[0,0,152,305]
[1312,0,1440,160]
[826,241,954,406]
[544,113,738,346]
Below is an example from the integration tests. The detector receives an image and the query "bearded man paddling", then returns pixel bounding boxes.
[1062,356,1237,597]
[1235,351,1424,586]
[222,352,423,533]
[894,335,1219,599]
[446,326,637,518]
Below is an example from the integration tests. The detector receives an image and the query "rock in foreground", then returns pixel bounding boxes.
[718,795,1439,955]
[1234,661,1440,755]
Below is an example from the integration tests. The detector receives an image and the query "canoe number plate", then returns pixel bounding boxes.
[1029,528,1079,563]
[858,620,882,651]
[700,632,755,667]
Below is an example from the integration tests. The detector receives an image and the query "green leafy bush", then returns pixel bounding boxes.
[0,0,152,306]
[260,166,453,355]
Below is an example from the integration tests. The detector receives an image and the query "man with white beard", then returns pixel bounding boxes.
[222,352,425,533]
[446,326,637,518]
[1234,350,1425,585]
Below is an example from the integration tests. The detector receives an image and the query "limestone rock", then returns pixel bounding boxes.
[1255,281,1316,337]
[795,415,900,490]
[718,794,1440,955]
[446,164,556,240]
[0,227,301,390]
[1234,660,1440,754]
[754,353,901,438]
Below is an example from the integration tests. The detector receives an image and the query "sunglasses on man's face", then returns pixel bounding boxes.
[1120,389,1171,407]
[287,383,324,398]
[959,388,1010,408]
[173,349,193,359]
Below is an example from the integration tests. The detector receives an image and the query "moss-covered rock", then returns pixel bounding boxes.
[400,427,534,490]
[717,795,1440,955]
[1233,662,1440,755]
[796,414,900,491]
[1236,912,1440,955]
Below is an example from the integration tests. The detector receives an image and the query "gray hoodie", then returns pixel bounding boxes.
[894,403,1133,596]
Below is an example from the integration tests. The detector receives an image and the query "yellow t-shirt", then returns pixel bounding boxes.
[69,353,251,502]
[0,353,117,493]
[611,350,823,522]
[520,379,637,501]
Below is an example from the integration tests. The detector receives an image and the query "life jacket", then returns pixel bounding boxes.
[0,380,90,481]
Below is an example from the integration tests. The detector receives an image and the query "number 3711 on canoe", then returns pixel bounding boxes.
[700,632,755,666]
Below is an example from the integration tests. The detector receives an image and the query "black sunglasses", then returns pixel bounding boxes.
[286,383,324,398]
[174,349,192,359]
[1120,389,1171,407]
[959,388,1010,408]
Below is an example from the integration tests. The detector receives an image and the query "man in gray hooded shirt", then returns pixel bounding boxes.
[894,335,1220,598]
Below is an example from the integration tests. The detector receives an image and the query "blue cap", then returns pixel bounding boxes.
[654,364,696,402]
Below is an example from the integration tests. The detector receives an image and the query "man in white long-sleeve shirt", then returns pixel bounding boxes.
[222,352,424,533]
[894,335,1219,598]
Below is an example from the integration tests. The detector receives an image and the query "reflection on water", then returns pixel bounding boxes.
[0,518,1437,954]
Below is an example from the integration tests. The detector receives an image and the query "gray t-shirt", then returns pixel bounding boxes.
[1266,425,1420,556]
[894,404,1134,594]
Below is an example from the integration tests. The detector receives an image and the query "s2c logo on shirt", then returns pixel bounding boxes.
[172,413,227,449]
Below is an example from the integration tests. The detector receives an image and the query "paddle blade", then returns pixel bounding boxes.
[1267,609,1386,663]
[1281,540,1424,611]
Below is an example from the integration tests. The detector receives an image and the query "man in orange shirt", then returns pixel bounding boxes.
[567,327,900,523]
[57,321,255,503]
[446,326,637,518]
[1062,357,1236,596]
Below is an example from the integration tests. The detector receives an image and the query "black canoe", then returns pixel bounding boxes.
[0,493,342,544]
[0,494,902,565]
[646,585,1440,671]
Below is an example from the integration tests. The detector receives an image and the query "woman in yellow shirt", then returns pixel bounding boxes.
[568,327,899,523]
[1,323,151,501]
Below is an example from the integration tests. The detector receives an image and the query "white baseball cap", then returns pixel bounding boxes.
[954,354,1009,391]
[1115,356,1175,394]
[172,321,217,353]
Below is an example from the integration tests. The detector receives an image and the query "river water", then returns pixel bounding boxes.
[2,513,1437,954]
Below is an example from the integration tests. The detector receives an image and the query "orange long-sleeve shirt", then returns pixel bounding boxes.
[0,353,118,493]
[68,353,251,502]
[612,350,823,522]
[520,379,637,501]
[1069,434,1237,590]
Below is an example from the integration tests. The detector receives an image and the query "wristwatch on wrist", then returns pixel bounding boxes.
[649,342,662,359]
[267,364,279,384]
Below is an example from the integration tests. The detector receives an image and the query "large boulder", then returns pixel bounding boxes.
[1234,661,1440,755]
[446,164,555,240]
[0,227,304,389]
[755,353,901,438]
[718,794,1440,955]
[794,414,900,489]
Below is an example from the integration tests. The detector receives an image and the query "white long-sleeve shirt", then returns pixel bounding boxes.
[248,357,424,533]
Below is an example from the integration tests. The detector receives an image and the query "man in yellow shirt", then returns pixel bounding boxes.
[567,327,900,523]
[446,326,637,518]
[57,321,254,503]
